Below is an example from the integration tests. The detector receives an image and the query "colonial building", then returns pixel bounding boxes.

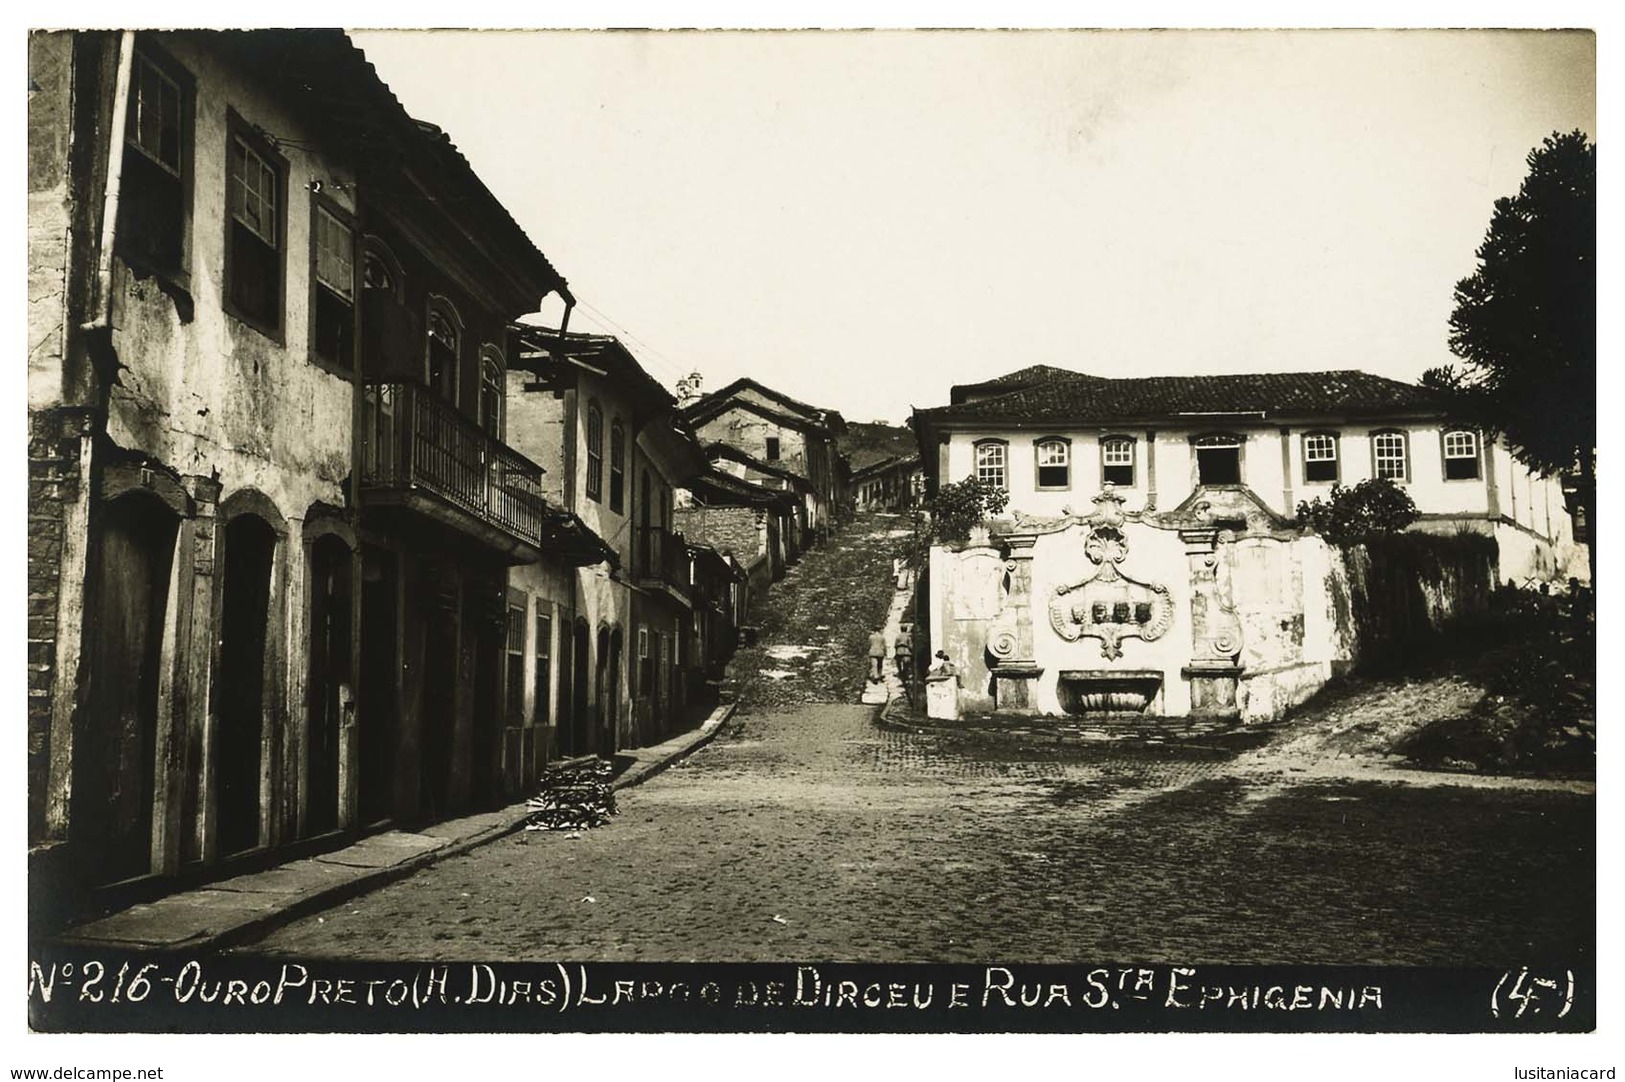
[683,377,848,543]
[507,328,711,753]
[27,30,581,908]
[908,365,1580,724]
[913,366,1579,584]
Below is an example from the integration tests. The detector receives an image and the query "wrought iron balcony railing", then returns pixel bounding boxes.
[360,382,547,551]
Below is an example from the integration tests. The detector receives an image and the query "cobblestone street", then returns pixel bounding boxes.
[244,516,1593,966]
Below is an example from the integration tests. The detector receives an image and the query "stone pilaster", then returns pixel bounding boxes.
[180,473,222,865]
[989,532,1043,712]
[1181,528,1243,717]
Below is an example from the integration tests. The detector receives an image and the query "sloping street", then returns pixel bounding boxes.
[239,513,1592,966]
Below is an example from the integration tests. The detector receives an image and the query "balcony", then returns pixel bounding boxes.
[634,526,693,606]
[360,383,548,560]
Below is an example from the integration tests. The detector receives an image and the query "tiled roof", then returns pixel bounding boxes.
[921,368,1437,426]
[685,377,842,433]
[215,31,569,303]
[949,364,1107,404]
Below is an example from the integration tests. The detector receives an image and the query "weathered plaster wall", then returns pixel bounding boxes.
[697,407,809,476]
[106,35,355,523]
[1327,533,1498,670]
[506,560,573,774]
[505,369,569,505]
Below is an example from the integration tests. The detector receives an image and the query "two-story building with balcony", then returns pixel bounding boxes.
[682,377,848,544]
[26,29,581,914]
[507,328,710,754]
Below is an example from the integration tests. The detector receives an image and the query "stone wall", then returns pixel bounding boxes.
[1328,531,1498,670]
[674,505,764,563]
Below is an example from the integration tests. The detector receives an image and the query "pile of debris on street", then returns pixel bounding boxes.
[524,757,617,831]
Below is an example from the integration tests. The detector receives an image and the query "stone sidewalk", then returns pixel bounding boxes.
[56,702,734,953]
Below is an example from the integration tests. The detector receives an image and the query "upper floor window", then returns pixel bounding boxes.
[1372,430,1410,482]
[119,46,191,275]
[1442,430,1481,480]
[1034,438,1071,489]
[766,435,781,460]
[310,202,355,372]
[225,117,285,337]
[426,304,460,402]
[1194,434,1242,485]
[363,249,396,294]
[609,419,626,513]
[585,400,604,502]
[1302,432,1339,484]
[478,350,504,438]
[974,440,1008,490]
[1100,436,1135,487]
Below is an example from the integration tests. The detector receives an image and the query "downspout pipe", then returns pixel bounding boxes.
[84,30,136,333]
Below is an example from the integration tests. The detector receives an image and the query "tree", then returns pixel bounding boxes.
[896,475,1010,565]
[1423,130,1595,582]
[1296,478,1419,545]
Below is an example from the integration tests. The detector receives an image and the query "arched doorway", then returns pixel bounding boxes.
[594,626,610,751]
[358,546,397,826]
[571,618,591,755]
[607,627,623,747]
[217,513,278,856]
[305,533,352,837]
[74,492,178,884]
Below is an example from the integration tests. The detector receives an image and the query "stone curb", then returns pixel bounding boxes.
[59,701,741,955]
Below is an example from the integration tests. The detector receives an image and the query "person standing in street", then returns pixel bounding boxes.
[868,630,887,681]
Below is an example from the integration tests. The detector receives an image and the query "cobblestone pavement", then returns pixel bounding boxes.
[247,703,1591,964]
[244,514,1593,965]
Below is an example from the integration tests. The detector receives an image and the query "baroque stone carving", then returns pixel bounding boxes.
[1048,521,1175,661]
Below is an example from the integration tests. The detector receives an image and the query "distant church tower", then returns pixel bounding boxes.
[676,371,705,408]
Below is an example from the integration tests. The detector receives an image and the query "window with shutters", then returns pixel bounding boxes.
[1194,434,1243,485]
[224,115,285,338]
[1302,432,1339,484]
[1034,438,1071,489]
[479,349,504,438]
[1442,430,1481,481]
[1100,436,1135,487]
[426,303,461,403]
[118,45,192,276]
[609,419,626,513]
[1372,430,1410,482]
[585,400,604,502]
[310,201,355,372]
[974,440,1008,490]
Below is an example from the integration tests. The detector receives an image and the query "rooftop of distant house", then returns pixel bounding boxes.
[921,365,1438,427]
[683,377,847,435]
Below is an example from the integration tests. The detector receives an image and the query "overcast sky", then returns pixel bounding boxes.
[349,29,1594,425]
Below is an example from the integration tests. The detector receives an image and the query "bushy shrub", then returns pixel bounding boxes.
[895,475,1011,565]
[926,475,1010,543]
[1296,478,1419,544]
